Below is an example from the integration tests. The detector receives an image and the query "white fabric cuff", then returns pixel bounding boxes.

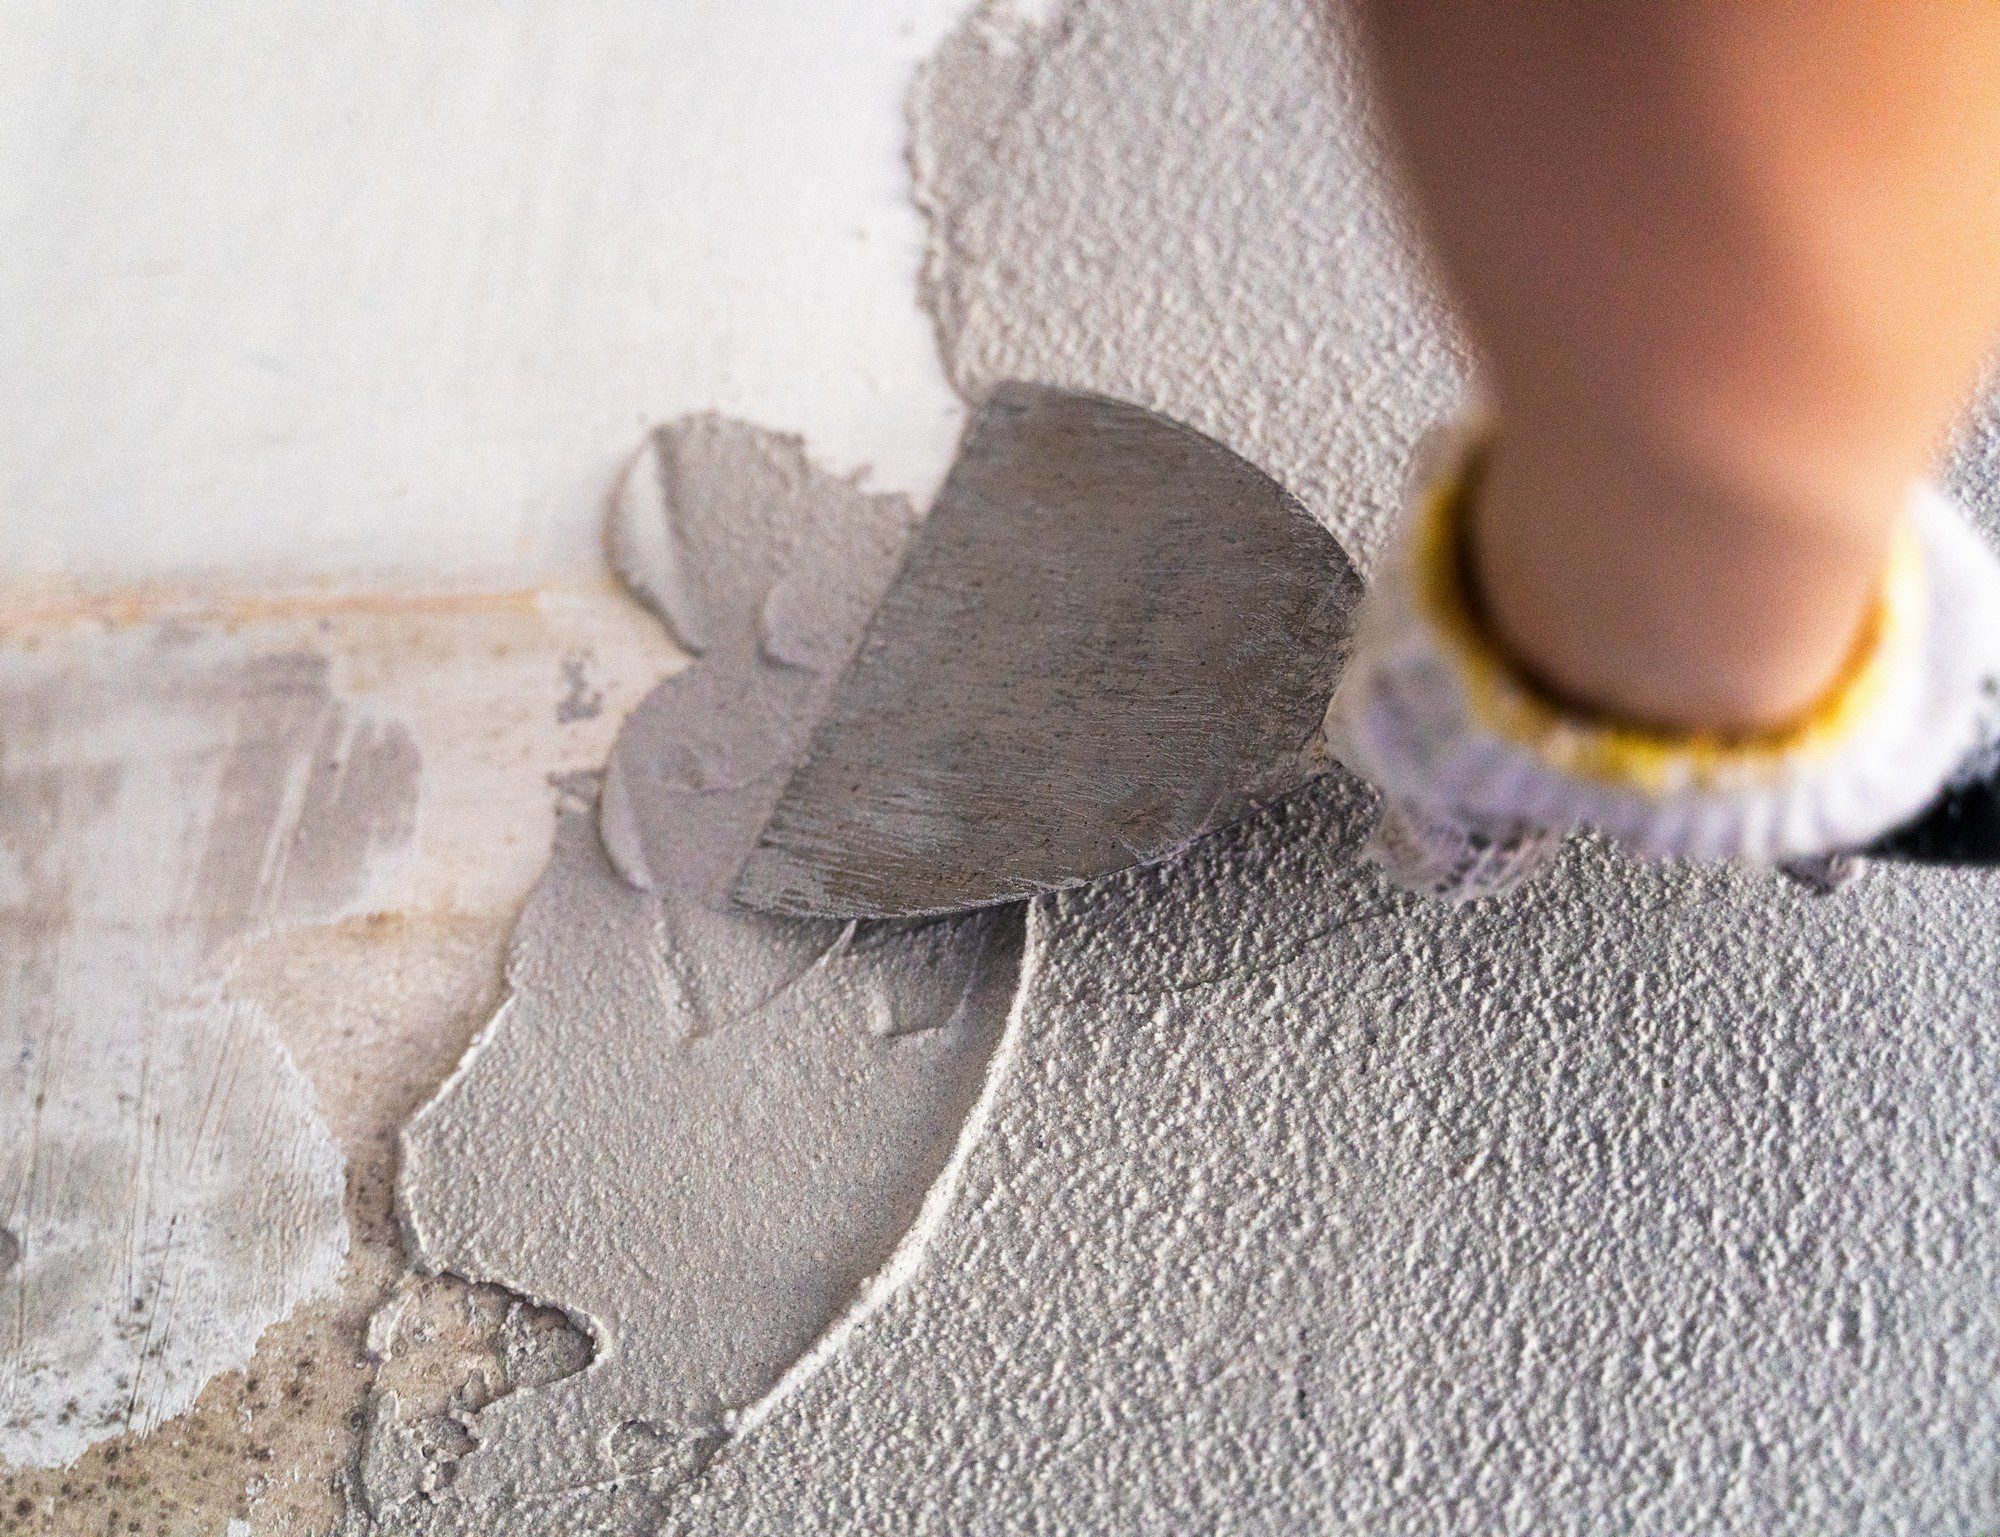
[1327,424,2000,865]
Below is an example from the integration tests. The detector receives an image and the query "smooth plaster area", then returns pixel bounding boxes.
[0,0,971,599]
[599,416,919,904]
[371,794,1027,1532]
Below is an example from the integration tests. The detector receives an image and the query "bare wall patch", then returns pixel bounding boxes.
[0,631,418,1469]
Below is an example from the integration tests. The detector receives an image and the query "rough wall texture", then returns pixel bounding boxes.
[584,791,2000,1535]
[911,0,1466,568]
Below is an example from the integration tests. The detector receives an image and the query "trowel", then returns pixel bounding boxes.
[703,378,1997,921]
[725,382,1364,919]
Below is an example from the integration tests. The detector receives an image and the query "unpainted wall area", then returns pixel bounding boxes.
[0,636,410,1473]
[0,0,969,597]
[0,593,679,1535]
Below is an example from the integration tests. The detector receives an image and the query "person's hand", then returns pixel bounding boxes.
[1325,423,2000,902]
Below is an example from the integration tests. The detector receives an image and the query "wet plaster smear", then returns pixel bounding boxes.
[597,416,921,903]
[362,421,1029,1532]
[0,632,417,1469]
[369,1,2000,1533]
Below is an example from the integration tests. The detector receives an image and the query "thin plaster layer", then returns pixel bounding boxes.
[0,590,680,1536]
[909,0,1467,569]
[0,632,417,1469]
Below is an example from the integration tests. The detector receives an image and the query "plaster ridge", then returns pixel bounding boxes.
[728,898,1039,1439]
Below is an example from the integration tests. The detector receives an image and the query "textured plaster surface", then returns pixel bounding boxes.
[365,796,1027,1532]
[372,416,1030,1533]
[484,781,2000,1535]
[359,2,2000,1529]
[910,0,1467,568]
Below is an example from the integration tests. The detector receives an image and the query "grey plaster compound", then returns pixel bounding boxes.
[600,416,919,904]
[371,791,1028,1531]
[372,420,1030,1532]
[0,633,416,1469]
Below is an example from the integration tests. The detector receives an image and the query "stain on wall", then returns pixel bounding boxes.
[0,592,682,1536]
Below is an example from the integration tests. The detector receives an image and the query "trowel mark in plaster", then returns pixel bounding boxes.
[0,632,418,1469]
[377,417,1032,1530]
[910,0,1466,567]
[378,789,1027,1529]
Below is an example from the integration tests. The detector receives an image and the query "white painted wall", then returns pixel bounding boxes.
[0,0,968,599]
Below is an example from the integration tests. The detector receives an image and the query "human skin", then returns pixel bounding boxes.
[1355,3,2000,732]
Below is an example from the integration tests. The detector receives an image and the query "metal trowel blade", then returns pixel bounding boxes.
[727,382,1364,918]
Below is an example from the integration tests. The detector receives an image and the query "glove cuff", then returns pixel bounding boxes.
[1328,422,2000,863]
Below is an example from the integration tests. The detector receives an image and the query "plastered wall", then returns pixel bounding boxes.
[8,2,2000,1532]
